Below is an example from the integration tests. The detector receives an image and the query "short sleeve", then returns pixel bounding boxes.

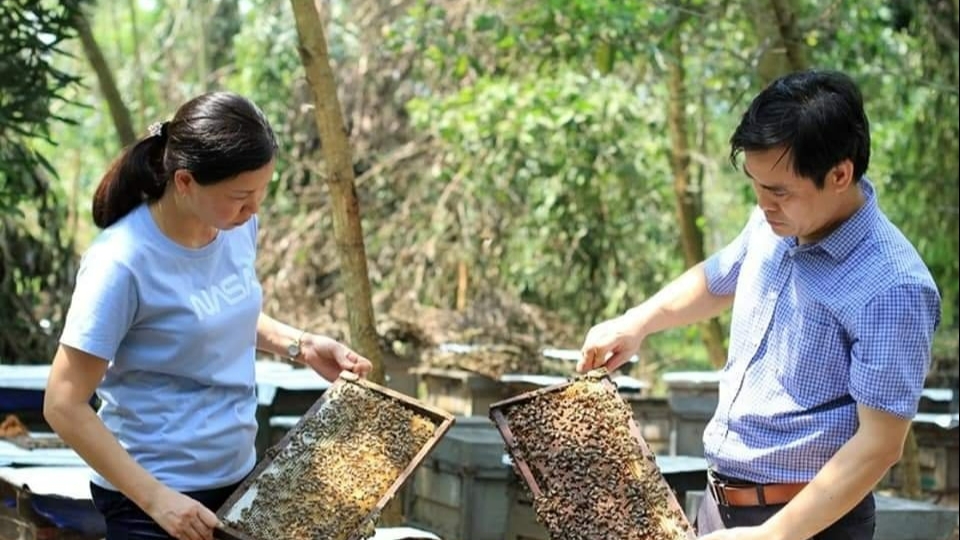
[849,283,941,418]
[59,252,138,362]
[704,207,763,296]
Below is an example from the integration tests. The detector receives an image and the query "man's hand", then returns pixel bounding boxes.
[143,485,221,540]
[299,333,374,381]
[577,313,644,373]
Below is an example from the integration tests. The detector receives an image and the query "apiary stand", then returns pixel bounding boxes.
[411,367,513,417]
[621,395,672,455]
[662,371,719,457]
[406,416,512,540]
[881,413,959,495]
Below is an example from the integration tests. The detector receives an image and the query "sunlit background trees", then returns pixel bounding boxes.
[2,0,957,381]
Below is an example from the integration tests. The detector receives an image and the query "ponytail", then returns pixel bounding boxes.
[92,130,168,229]
[92,92,277,229]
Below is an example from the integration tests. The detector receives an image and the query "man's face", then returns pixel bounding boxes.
[743,148,852,244]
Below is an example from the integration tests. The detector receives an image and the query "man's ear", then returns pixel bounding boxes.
[827,159,855,193]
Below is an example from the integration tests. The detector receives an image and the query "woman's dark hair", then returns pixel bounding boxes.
[730,70,871,189]
[92,92,278,228]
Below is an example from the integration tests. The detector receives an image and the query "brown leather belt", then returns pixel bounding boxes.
[708,471,807,507]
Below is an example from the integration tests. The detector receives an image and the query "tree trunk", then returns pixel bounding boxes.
[73,9,136,147]
[665,29,727,369]
[749,0,808,82]
[207,0,243,82]
[594,40,615,74]
[768,0,807,72]
[289,2,396,519]
[126,0,145,130]
[290,0,384,385]
[196,3,209,92]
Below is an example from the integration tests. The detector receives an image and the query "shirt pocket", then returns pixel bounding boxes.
[776,307,851,405]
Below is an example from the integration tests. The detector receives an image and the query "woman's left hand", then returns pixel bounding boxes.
[298,333,373,381]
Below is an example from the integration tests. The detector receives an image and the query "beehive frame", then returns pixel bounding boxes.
[489,373,696,539]
[214,372,455,540]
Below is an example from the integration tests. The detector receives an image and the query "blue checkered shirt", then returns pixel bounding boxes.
[702,178,941,483]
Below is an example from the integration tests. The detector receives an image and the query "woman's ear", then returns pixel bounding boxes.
[172,169,197,195]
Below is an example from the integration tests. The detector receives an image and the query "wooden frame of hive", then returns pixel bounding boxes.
[214,371,455,540]
[489,373,696,539]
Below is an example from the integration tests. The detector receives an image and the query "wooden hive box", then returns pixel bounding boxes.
[489,370,696,540]
[215,372,454,540]
[412,366,512,417]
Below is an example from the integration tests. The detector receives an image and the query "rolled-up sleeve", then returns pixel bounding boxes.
[849,283,941,418]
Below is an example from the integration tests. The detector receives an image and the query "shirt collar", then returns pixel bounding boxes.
[788,177,878,260]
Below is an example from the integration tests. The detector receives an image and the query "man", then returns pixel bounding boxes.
[578,70,941,540]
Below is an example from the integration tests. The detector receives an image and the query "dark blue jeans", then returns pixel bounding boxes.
[90,482,241,540]
[696,486,876,539]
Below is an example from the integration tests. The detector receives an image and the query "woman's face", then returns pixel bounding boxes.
[174,159,275,230]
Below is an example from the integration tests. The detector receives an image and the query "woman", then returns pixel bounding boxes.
[44,91,372,540]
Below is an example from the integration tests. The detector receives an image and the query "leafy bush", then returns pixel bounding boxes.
[409,70,683,323]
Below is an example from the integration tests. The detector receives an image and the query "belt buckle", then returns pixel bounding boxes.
[708,473,729,506]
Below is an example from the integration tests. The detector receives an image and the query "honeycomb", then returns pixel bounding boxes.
[219,379,441,540]
[497,372,694,540]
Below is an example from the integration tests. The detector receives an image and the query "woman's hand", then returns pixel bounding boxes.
[699,525,777,540]
[299,333,373,381]
[143,485,221,540]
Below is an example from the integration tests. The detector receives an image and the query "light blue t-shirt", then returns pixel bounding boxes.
[60,203,261,492]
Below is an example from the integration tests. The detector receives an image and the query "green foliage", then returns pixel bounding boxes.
[385,0,690,81]
[0,0,82,211]
[876,85,959,328]
[225,0,305,203]
[499,0,674,70]
[393,0,957,372]
[409,70,682,323]
[0,0,81,363]
[3,0,956,368]
[803,0,960,329]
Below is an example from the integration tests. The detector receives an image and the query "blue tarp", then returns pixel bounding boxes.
[0,388,45,413]
[2,493,106,537]
[0,466,105,537]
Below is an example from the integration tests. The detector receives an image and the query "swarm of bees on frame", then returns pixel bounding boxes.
[501,370,693,540]
[223,382,438,540]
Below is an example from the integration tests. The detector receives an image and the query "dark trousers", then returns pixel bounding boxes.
[696,486,876,539]
[90,482,241,540]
